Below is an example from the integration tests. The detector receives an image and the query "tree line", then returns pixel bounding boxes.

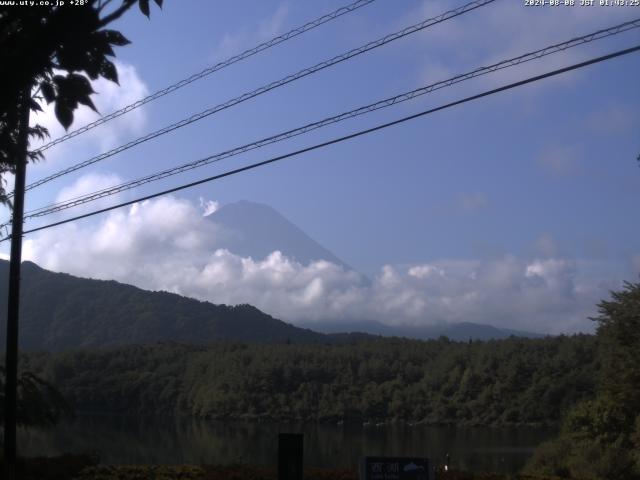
[22,334,597,427]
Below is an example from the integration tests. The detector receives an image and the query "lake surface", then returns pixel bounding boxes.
[19,415,554,474]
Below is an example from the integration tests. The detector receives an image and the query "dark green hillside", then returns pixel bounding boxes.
[0,261,328,351]
[23,335,597,426]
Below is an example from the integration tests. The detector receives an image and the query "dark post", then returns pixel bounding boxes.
[4,90,31,477]
[278,433,303,480]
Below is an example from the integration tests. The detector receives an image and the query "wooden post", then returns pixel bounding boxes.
[278,433,303,480]
[4,90,31,478]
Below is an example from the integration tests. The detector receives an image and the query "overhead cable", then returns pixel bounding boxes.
[31,0,378,155]
[21,0,496,195]
[4,44,637,243]
[21,19,640,220]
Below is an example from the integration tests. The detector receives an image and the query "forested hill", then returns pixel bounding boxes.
[0,260,338,351]
[23,335,598,427]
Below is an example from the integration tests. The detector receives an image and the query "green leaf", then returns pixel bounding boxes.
[78,95,98,113]
[56,42,91,73]
[94,35,116,57]
[41,82,55,103]
[54,101,73,130]
[28,125,49,142]
[83,53,102,80]
[139,0,150,17]
[67,73,95,97]
[103,30,131,47]
[99,59,119,84]
[52,75,66,87]
[29,99,43,113]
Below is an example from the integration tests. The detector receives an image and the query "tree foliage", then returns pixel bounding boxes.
[22,335,598,427]
[0,0,163,431]
[0,0,163,204]
[0,366,70,427]
[525,281,640,480]
[593,281,640,416]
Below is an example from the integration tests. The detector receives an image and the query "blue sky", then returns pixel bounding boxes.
[3,0,639,333]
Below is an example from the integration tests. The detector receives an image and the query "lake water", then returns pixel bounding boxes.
[18,415,554,474]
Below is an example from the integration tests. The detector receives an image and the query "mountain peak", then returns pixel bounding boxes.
[208,200,352,270]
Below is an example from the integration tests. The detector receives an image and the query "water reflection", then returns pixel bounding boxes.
[19,415,554,474]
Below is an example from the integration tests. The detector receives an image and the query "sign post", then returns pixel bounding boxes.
[278,433,303,480]
[359,456,431,480]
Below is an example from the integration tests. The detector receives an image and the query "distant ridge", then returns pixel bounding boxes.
[302,319,545,341]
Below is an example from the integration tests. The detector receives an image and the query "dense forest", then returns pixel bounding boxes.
[525,281,640,480]
[22,335,597,427]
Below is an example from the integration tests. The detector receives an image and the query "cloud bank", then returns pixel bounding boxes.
[22,188,630,334]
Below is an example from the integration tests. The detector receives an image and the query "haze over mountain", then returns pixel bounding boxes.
[208,200,352,271]
[206,201,559,338]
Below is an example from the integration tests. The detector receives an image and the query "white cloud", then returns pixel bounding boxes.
[55,173,118,204]
[537,145,582,177]
[432,192,489,216]
[586,103,634,135]
[534,233,559,258]
[212,3,289,60]
[456,192,488,213]
[199,197,220,216]
[17,173,126,229]
[408,265,444,279]
[29,61,149,169]
[21,193,628,335]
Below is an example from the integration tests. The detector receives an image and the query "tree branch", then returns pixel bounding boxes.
[98,0,116,13]
[98,0,137,27]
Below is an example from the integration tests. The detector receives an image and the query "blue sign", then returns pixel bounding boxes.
[359,456,431,480]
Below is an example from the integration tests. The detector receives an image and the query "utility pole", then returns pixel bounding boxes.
[4,90,31,478]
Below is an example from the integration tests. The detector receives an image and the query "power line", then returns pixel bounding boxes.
[4,44,637,243]
[20,0,496,195]
[20,18,640,221]
[31,0,378,156]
